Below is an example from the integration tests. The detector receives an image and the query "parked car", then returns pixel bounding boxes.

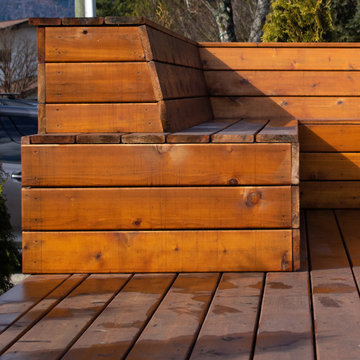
[0,98,38,247]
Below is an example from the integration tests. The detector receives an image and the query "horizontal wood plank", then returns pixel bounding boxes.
[76,133,123,144]
[22,143,292,186]
[22,187,292,230]
[22,230,293,273]
[121,133,167,143]
[256,119,298,143]
[45,63,155,103]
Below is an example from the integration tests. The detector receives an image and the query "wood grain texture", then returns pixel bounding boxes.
[292,143,300,185]
[22,143,292,186]
[37,63,45,104]
[256,119,298,143]
[126,273,219,360]
[211,119,267,143]
[37,27,45,63]
[200,47,360,70]
[62,274,175,360]
[299,124,360,152]
[292,229,300,271]
[292,186,300,229]
[45,26,145,61]
[255,272,313,359]
[205,70,360,96]
[45,103,162,133]
[22,230,293,273]
[29,18,61,25]
[301,181,360,208]
[22,187,292,230]
[38,104,46,134]
[301,153,360,180]
[61,17,104,25]
[30,134,76,144]
[211,97,360,120]
[190,273,264,359]
[45,62,155,103]
[75,133,123,144]
[121,132,167,143]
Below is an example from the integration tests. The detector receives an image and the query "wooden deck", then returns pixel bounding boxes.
[1,208,360,359]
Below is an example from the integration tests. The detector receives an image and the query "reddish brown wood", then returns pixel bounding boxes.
[29,18,61,25]
[61,17,104,25]
[37,27,45,63]
[76,133,123,144]
[30,134,76,144]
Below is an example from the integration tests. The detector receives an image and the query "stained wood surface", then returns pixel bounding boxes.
[22,230,292,273]
[75,133,123,144]
[256,119,298,143]
[190,273,264,359]
[61,17,104,25]
[37,27,45,63]
[211,97,360,120]
[205,70,360,96]
[200,47,360,70]
[211,119,267,143]
[37,63,45,104]
[45,62,155,103]
[292,143,300,185]
[62,274,175,360]
[45,103,162,133]
[292,186,300,229]
[121,132,167,143]
[22,143,292,186]
[301,181,360,208]
[45,27,145,61]
[299,124,360,152]
[126,273,219,360]
[30,134,76,144]
[22,187,292,230]
[255,272,313,359]
[292,229,301,271]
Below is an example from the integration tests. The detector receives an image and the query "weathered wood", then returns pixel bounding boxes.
[45,27,145,61]
[292,143,300,185]
[1,275,130,360]
[29,18,61,26]
[190,273,264,359]
[37,104,46,134]
[37,27,45,63]
[61,17,104,25]
[200,47,360,70]
[167,121,234,143]
[30,134,76,144]
[22,230,292,273]
[301,181,360,208]
[211,119,268,143]
[22,187,292,230]
[211,97,360,120]
[292,229,301,271]
[121,133,168,144]
[62,274,175,360]
[255,272,313,359]
[292,186,300,229]
[45,103,162,133]
[21,136,30,145]
[37,63,45,104]
[126,273,219,360]
[256,119,298,143]
[0,275,86,356]
[299,124,360,152]
[22,143,292,186]
[45,62,156,103]
[76,133,123,144]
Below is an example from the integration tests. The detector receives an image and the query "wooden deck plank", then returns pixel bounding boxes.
[1,275,130,360]
[256,119,298,143]
[190,273,264,360]
[121,133,168,144]
[62,274,175,360]
[75,133,123,144]
[0,275,86,356]
[126,273,219,360]
[0,275,68,334]
[254,272,313,360]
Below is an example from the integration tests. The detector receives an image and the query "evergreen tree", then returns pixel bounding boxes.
[262,0,333,42]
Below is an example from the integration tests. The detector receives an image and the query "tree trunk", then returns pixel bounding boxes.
[214,0,237,42]
[248,0,271,42]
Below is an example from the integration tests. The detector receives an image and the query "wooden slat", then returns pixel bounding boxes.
[76,133,123,144]
[37,63,45,104]
[292,186,300,229]
[22,187,292,230]
[45,27,145,61]
[211,97,360,120]
[190,273,264,359]
[37,27,45,63]
[2,275,130,360]
[22,144,292,187]
[61,17,104,25]
[167,121,234,143]
[205,70,360,96]
[160,97,213,132]
[254,272,313,359]
[301,181,360,208]
[0,275,68,333]
[126,273,219,360]
[121,133,167,144]
[292,229,301,271]
[0,275,86,356]
[256,119,298,143]
[200,47,360,70]
[292,143,300,185]
[62,274,175,360]
[45,63,155,103]
[45,103,162,133]
[22,230,292,273]
[306,210,360,359]
[29,18,61,25]
[37,104,46,134]
[211,119,268,143]
[30,134,76,144]
[299,124,360,152]
[301,153,360,180]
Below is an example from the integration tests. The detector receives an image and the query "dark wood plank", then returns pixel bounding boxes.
[292,186,300,228]
[30,134,76,144]
[292,229,301,271]
[121,133,168,144]
[254,272,313,359]
[126,273,219,360]
[256,119,298,143]
[37,63,45,104]
[61,17,104,25]
[2,275,130,360]
[37,27,45,63]
[292,143,299,185]
[29,18,61,26]
[37,104,46,134]
[190,273,264,360]
[75,133,123,144]
[0,275,68,333]
[0,275,86,356]
[211,119,268,143]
